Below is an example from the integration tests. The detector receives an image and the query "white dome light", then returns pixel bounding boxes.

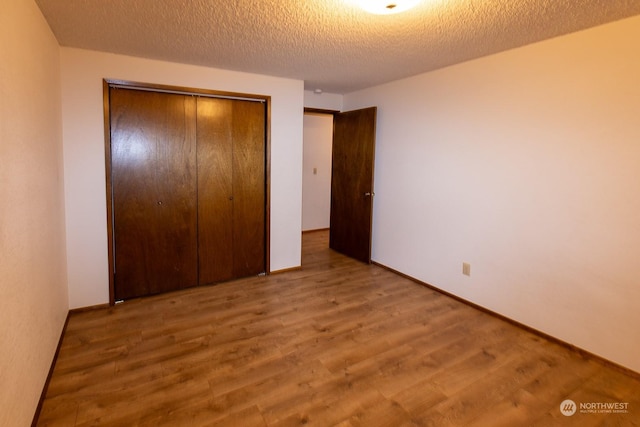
[356,0,421,15]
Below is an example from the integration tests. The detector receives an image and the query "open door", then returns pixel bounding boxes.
[330,107,377,263]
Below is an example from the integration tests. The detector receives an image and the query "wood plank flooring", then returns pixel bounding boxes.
[37,231,640,426]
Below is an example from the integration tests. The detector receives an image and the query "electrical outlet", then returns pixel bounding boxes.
[462,262,471,277]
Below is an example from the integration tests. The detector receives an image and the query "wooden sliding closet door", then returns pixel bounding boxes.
[197,97,266,284]
[197,98,233,283]
[110,88,198,300]
[230,100,266,278]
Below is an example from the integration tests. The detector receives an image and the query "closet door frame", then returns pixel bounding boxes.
[103,79,271,305]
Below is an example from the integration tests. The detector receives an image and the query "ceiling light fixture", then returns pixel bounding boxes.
[356,0,421,15]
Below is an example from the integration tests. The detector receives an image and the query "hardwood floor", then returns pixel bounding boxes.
[38,231,639,426]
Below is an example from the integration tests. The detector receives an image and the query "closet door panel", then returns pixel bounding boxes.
[232,100,266,277]
[197,97,234,284]
[111,89,198,300]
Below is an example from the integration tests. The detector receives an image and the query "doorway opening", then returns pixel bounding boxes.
[302,106,377,265]
[302,111,334,234]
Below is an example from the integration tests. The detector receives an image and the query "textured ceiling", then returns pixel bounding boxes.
[35,0,640,94]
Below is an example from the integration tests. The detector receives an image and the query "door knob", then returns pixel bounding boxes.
[363,192,374,197]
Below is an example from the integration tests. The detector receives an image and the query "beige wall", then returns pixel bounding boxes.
[0,1,69,425]
[304,90,343,111]
[60,48,304,308]
[345,15,640,372]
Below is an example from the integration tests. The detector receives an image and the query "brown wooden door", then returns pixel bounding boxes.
[197,97,266,284]
[196,97,234,284]
[110,88,198,300]
[330,107,377,263]
[229,99,266,278]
